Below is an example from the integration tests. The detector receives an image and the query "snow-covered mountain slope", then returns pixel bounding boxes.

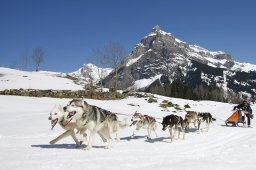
[188,44,256,72]
[0,67,83,90]
[102,25,256,98]
[69,63,113,86]
[0,94,255,170]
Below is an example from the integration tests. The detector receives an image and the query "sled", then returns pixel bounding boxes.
[225,110,245,127]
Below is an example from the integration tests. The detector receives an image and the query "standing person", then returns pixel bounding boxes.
[234,100,253,127]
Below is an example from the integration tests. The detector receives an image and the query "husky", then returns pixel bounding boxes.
[130,112,157,140]
[64,99,128,150]
[48,104,86,147]
[197,112,216,132]
[162,114,185,142]
[184,111,198,131]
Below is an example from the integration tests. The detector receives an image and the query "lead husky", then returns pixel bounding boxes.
[130,112,157,140]
[64,99,128,150]
[49,104,112,147]
[162,114,185,142]
[48,104,85,147]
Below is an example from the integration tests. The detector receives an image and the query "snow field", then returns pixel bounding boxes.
[0,95,255,170]
[0,67,83,90]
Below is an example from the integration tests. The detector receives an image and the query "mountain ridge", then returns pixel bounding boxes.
[102,25,256,100]
[69,63,113,87]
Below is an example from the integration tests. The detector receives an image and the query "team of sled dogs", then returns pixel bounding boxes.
[48,99,216,150]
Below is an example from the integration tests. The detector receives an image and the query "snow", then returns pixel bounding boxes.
[126,54,144,67]
[207,62,217,68]
[204,56,227,65]
[186,50,205,61]
[0,94,256,170]
[126,49,153,67]
[69,63,113,84]
[188,45,256,72]
[159,30,171,36]
[187,45,230,69]
[131,74,162,90]
[136,43,145,47]
[147,32,157,37]
[231,61,256,72]
[0,67,83,90]
[146,26,171,37]
[189,45,225,56]
[175,38,185,43]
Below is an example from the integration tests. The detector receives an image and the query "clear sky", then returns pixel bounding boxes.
[0,0,256,72]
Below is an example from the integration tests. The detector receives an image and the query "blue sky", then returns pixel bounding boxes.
[0,0,256,72]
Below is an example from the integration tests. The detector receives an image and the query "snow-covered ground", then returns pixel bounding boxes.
[0,67,83,90]
[0,95,255,170]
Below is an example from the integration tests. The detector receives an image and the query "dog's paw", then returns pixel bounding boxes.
[75,144,81,148]
[83,146,92,151]
[146,137,152,140]
[49,140,56,144]
[104,145,112,149]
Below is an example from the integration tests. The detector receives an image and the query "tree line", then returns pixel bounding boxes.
[145,80,244,103]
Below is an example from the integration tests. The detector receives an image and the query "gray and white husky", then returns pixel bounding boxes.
[64,99,128,150]
[48,104,86,147]
[184,111,198,131]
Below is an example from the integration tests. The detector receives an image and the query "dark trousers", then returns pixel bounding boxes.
[246,114,251,126]
[243,114,251,126]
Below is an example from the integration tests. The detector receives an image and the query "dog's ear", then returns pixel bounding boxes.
[83,100,88,105]
[82,100,88,110]
[53,104,59,110]
[58,104,63,111]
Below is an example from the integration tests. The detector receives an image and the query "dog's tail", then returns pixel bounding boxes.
[118,118,129,128]
[212,117,216,121]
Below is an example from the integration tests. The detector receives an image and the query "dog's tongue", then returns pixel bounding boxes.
[51,119,58,130]
[51,123,55,130]
[67,111,76,119]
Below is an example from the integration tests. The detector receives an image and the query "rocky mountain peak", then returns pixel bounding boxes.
[102,26,256,100]
[152,25,161,32]
[148,25,172,37]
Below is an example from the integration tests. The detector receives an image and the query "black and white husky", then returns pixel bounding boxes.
[197,112,216,132]
[162,114,185,142]
[130,112,157,140]
[64,99,128,150]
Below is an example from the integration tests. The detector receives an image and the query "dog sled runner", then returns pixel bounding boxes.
[225,110,245,127]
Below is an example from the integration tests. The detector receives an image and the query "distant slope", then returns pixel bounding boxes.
[0,67,83,90]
